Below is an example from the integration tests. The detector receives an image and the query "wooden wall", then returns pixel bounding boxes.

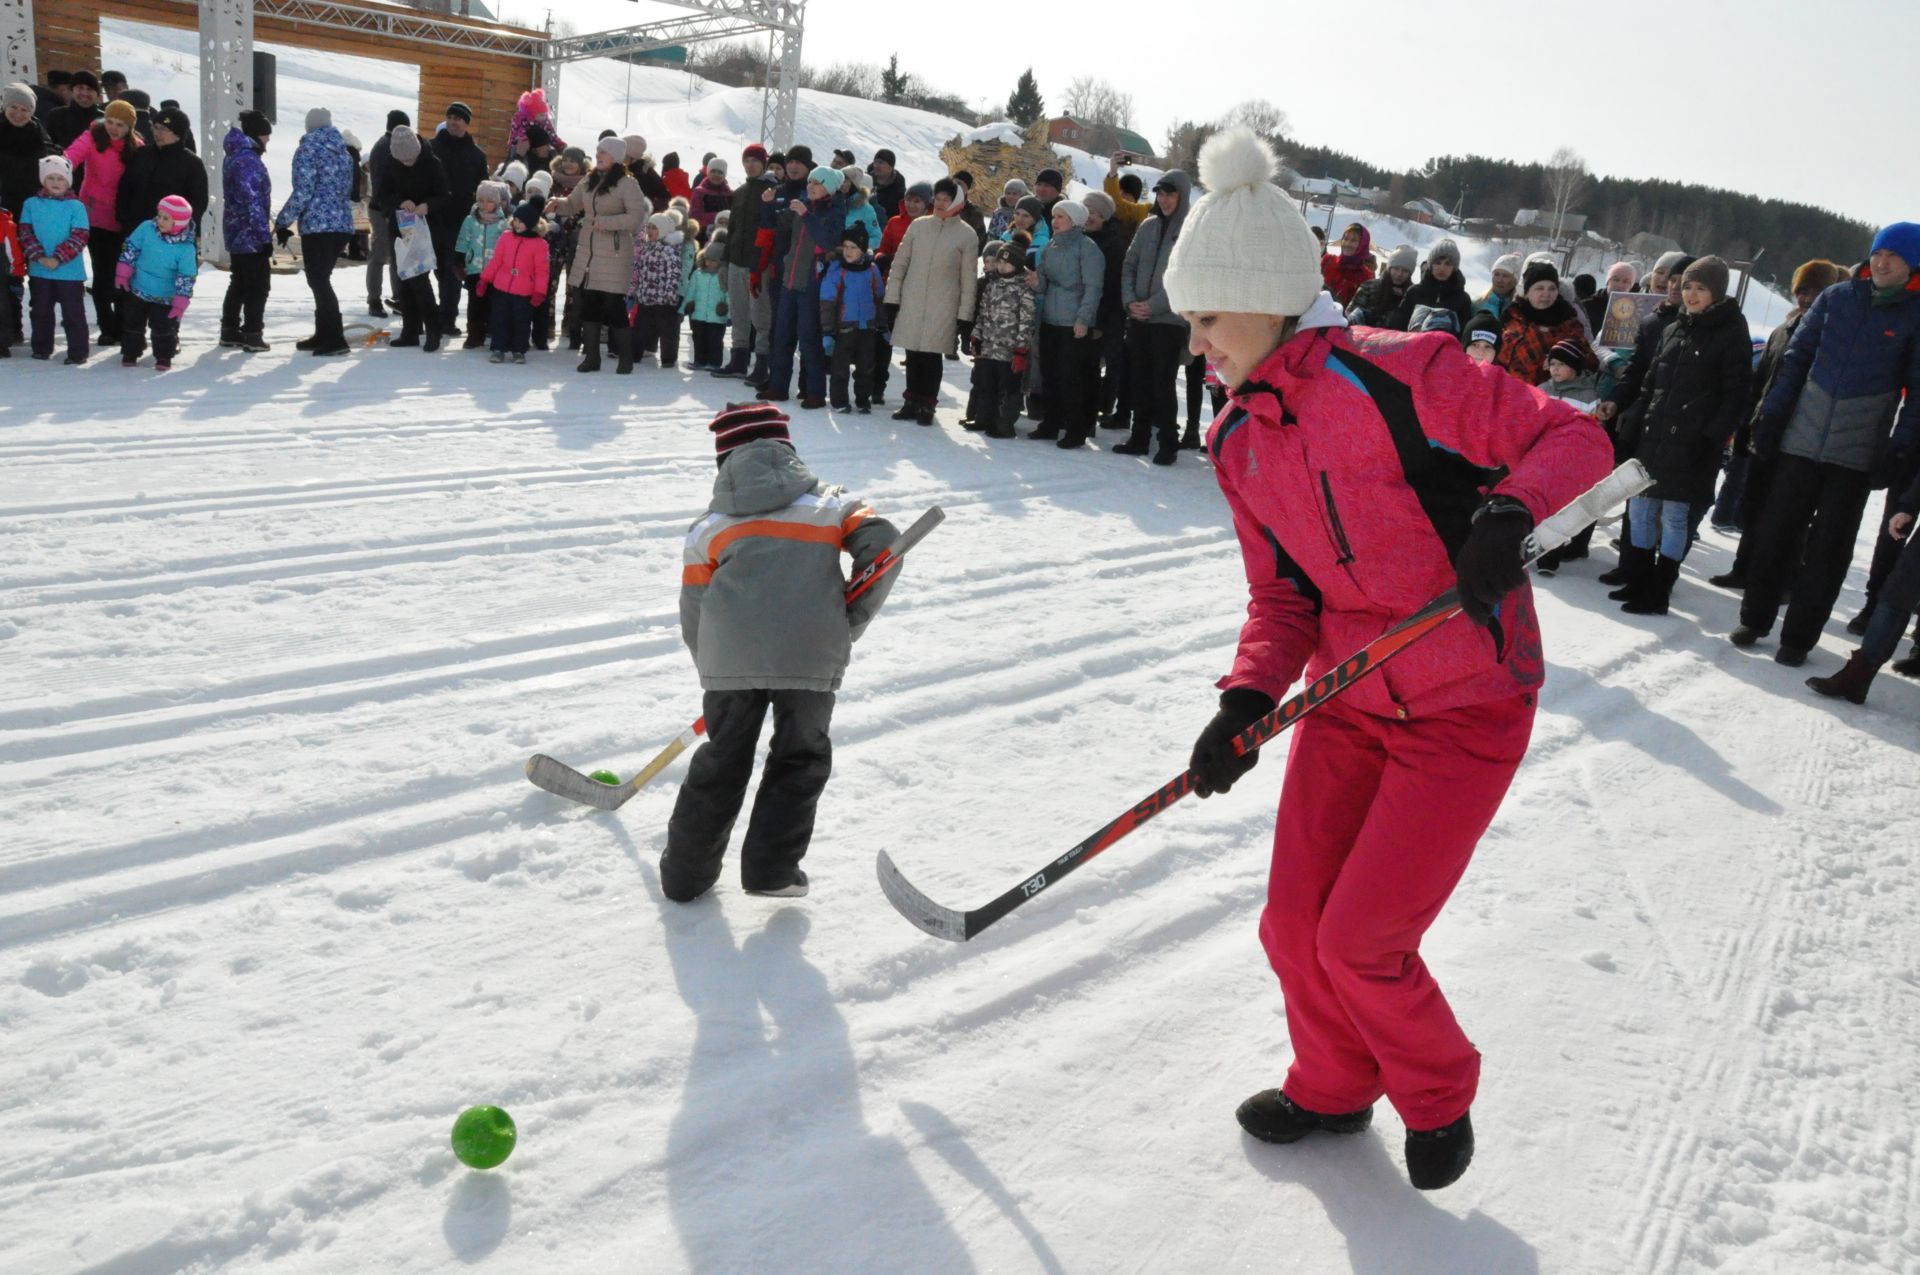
[33,0,540,160]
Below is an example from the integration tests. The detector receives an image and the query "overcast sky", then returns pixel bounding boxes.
[500,0,1908,234]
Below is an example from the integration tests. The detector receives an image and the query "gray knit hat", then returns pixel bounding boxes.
[1426,238,1461,267]
[1053,199,1088,229]
[1082,190,1115,219]
[1387,243,1418,272]
[305,107,332,132]
[390,125,421,163]
[2,82,35,113]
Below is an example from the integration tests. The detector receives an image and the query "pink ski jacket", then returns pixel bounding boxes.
[1211,295,1614,721]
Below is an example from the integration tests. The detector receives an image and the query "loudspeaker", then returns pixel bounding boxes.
[253,51,277,123]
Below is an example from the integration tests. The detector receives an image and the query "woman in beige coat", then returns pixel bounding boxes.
[883,177,979,425]
[561,135,646,373]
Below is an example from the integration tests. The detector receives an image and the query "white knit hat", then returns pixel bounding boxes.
[1163,127,1321,317]
[38,154,71,185]
[1053,199,1087,229]
[596,135,627,164]
[1491,253,1522,277]
[502,160,528,190]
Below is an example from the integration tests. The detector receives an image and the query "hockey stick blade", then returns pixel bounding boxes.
[876,850,972,942]
[524,753,640,811]
[876,461,1651,943]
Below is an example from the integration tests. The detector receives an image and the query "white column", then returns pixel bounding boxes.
[2,0,34,85]
[540,56,561,124]
[198,0,253,266]
[766,1,804,150]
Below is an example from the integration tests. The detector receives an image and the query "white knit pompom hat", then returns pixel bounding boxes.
[1164,126,1322,317]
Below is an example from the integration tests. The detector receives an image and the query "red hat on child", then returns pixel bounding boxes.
[158,194,192,223]
[709,403,792,459]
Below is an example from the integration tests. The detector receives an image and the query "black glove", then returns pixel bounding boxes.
[1454,496,1534,627]
[1189,688,1276,798]
[274,225,293,248]
[883,302,900,330]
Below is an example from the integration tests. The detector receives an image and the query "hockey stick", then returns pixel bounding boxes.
[877,462,1652,942]
[526,506,945,810]
[525,716,707,812]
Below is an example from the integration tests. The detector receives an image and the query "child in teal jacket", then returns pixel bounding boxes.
[454,180,511,348]
[115,193,199,370]
[680,230,730,368]
[19,155,91,362]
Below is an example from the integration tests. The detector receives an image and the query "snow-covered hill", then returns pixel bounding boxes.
[6,29,1912,1275]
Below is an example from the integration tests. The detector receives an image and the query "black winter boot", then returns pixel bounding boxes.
[1179,422,1203,450]
[1621,555,1681,616]
[1236,1089,1373,1144]
[612,327,635,374]
[744,352,770,388]
[576,323,603,372]
[1806,650,1882,705]
[1891,643,1920,677]
[1406,1111,1474,1190]
[713,347,751,378]
[1605,544,1655,600]
[219,324,243,348]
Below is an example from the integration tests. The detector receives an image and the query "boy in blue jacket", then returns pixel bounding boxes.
[115,194,199,370]
[19,155,90,363]
[817,224,886,413]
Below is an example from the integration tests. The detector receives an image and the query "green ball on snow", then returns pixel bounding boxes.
[451,1105,517,1169]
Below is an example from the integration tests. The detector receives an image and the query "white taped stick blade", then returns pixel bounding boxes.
[1526,461,1653,557]
[876,851,970,942]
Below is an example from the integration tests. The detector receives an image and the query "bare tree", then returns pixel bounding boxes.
[1545,145,1588,240]
[1222,98,1289,140]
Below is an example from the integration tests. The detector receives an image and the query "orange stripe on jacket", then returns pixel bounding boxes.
[703,519,846,564]
[682,564,714,585]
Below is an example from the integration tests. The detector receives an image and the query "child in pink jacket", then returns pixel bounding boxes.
[476,197,550,363]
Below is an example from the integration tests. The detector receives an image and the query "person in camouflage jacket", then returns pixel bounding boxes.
[965,237,1036,438]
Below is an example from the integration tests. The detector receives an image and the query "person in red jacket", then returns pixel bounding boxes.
[1320,220,1374,306]
[1164,127,1612,1191]
[475,197,551,362]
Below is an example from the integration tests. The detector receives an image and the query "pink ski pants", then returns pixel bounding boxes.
[1260,691,1535,1131]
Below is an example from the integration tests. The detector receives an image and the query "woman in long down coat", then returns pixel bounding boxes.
[882,177,978,426]
[559,135,646,373]
[1164,127,1612,1191]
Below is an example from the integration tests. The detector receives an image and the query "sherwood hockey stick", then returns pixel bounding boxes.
[526,506,945,811]
[877,463,1651,942]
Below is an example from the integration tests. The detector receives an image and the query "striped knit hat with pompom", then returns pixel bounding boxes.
[709,403,792,462]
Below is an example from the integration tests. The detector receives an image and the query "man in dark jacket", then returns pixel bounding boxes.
[1709,259,1845,588]
[381,124,452,351]
[429,102,490,335]
[1387,239,1472,332]
[1734,223,1920,664]
[718,142,777,379]
[759,164,846,408]
[116,108,209,235]
[363,109,408,315]
[1115,169,1192,462]
[33,71,72,124]
[46,70,101,149]
[1084,192,1131,434]
[867,148,905,223]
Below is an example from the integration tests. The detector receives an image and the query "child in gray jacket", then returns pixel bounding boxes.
[662,403,900,902]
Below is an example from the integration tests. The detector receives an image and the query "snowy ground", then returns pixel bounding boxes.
[2,285,1919,1273]
[10,32,1917,1275]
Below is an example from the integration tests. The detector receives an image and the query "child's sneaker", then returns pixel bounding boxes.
[488,350,505,363]
[743,868,809,899]
[511,352,527,364]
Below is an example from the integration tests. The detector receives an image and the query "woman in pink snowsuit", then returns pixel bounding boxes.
[1164,128,1612,1191]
